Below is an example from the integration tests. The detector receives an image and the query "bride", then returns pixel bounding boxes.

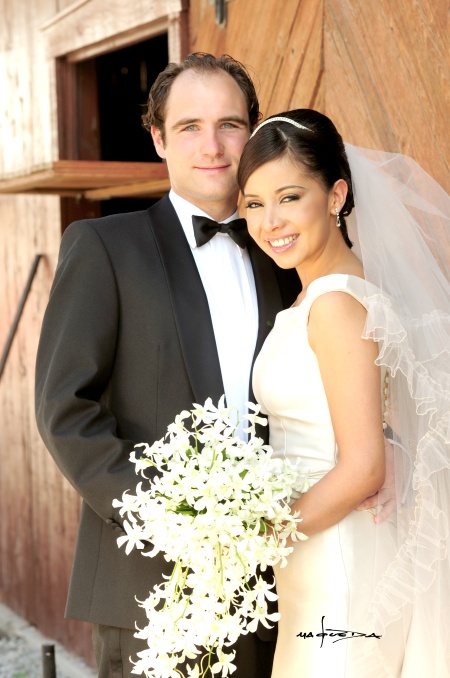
[237,110,450,677]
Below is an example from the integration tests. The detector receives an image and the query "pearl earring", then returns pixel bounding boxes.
[335,208,341,228]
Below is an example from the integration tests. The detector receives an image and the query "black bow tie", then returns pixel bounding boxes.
[192,215,248,249]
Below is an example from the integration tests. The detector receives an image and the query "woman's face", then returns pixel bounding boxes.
[243,155,341,273]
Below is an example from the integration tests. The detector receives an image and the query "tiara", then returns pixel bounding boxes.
[250,116,312,139]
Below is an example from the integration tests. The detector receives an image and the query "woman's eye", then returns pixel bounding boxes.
[245,201,262,209]
[281,194,300,203]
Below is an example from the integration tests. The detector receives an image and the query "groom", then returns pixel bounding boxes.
[35,53,300,677]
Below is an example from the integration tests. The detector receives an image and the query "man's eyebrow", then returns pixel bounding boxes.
[171,116,249,130]
[218,116,249,127]
[170,118,200,130]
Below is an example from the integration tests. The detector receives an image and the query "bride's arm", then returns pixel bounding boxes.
[290,291,385,536]
[355,439,396,523]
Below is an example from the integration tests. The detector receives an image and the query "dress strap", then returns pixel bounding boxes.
[303,273,375,314]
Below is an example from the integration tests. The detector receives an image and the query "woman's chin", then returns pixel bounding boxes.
[271,255,298,270]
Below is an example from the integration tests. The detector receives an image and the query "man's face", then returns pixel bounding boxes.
[151,70,251,220]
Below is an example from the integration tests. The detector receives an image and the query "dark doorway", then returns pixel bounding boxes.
[97,34,167,164]
[97,33,168,215]
[58,33,169,228]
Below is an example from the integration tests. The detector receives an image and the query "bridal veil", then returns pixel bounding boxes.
[345,144,450,675]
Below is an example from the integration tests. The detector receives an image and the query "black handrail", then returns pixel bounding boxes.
[0,253,43,380]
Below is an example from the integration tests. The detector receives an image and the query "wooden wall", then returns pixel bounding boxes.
[190,0,325,114]
[0,0,113,667]
[0,190,94,661]
[190,0,449,191]
[324,0,449,193]
[0,0,448,669]
[0,0,56,176]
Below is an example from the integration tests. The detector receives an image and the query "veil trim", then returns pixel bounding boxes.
[345,144,450,674]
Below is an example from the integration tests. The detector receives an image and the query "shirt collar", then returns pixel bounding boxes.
[169,190,241,250]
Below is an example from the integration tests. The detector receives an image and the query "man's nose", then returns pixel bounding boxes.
[201,128,224,157]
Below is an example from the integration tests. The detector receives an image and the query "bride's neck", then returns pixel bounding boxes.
[296,249,364,293]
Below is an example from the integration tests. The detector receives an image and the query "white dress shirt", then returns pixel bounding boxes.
[169,190,259,438]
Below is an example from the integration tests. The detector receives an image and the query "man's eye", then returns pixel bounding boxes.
[221,122,237,129]
[183,125,198,131]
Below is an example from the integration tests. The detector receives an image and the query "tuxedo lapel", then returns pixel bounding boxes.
[247,238,284,360]
[148,196,225,405]
[246,239,286,434]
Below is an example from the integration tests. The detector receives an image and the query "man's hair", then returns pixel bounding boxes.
[142,52,261,143]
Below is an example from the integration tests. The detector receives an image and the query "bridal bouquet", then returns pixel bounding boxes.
[113,397,307,678]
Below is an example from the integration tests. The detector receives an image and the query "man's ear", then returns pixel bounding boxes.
[151,125,166,159]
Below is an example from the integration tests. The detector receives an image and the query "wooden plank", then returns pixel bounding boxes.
[189,0,317,119]
[65,18,169,63]
[0,0,36,176]
[168,0,190,62]
[266,0,324,114]
[324,0,449,258]
[227,2,304,117]
[42,0,182,58]
[0,160,168,194]
[84,178,171,200]
[324,0,450,191]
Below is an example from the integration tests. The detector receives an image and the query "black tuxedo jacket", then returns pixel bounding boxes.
[35,195,300,631]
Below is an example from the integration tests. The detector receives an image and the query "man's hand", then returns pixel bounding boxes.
[356,487,396,523]
[356,438,396,523]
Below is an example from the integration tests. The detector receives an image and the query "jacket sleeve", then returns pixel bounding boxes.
[35,220,141,527]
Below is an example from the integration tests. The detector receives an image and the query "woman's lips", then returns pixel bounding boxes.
[267,234,299,252]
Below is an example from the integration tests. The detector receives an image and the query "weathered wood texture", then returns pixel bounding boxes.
[323,0,449,260]
[324,0,449,192]
[0,192,94,664]
[0,160,169,194]
[43,0,186,64]
[0,0,448,670]
[190,0,325,116]
[42,0,183,58]
[191,0,448,186]
[0,0,56,175]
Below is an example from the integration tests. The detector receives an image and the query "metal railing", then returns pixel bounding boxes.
[0,253,43,381]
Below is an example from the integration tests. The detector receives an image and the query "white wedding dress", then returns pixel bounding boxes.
[253,274,413,678]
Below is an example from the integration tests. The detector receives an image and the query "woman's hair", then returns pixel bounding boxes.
[237,109,354,248]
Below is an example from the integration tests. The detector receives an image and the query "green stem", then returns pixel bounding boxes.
[235,543,247,572]
[199,646,215,678]
[162,559,190,612]
[217,542,224,589]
